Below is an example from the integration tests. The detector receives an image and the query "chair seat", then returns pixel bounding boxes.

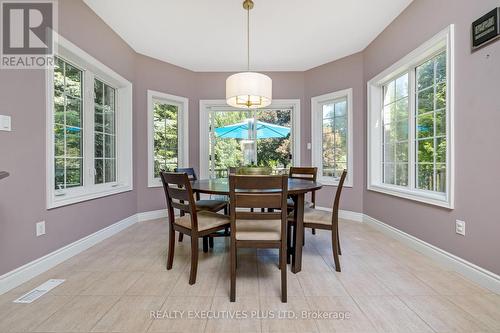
[235,219,282,241]
[175,211,230,231]
[288,207,332,225]
[195,199,228,212]
[303,207,332,225]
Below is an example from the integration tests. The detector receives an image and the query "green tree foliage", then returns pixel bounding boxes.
[53,57,83,189]
[416,52,447,192]
[256,110,291,168]
[211,110,292,176]
[154,103,178,176]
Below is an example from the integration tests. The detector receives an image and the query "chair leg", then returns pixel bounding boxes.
[337,228,342,255]
[312,228,316,235]
[189,236,199,284]
[178,232,184,242]
[286,223,292,264]
[209,236,214,249]
[224,206,228,215]
[278,247,282,270]
[280,244,287,303]
[167,225,175,270]
[230,242,237,302]
[203,236,209,253]
[331,226,341,272]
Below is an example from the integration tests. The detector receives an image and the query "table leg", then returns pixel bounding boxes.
[292,193,304,273]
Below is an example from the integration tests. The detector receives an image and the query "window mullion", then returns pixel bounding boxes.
[408,68,417,191]
[83,71,94,187]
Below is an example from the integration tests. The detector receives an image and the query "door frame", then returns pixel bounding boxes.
[199,99,301,179]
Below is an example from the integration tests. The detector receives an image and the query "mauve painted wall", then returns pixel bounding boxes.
[0,0,137,275]
[2,0,499,278]
[363,0,500,274]
[134,55,196,213]
[304,53,365,212]
[136,70,308,212]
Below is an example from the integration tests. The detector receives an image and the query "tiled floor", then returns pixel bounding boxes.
[0,218,499,332]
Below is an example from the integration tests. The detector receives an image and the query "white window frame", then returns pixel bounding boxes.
[147,90,189,187]
[199,99,301,179]
[46,33,133,209]
[367,25,454,209]
[311,88,354,187]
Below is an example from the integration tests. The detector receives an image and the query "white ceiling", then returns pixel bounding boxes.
[83,0,413,72]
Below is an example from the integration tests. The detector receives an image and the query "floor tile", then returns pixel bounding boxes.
[0,295,71,332]
[353,295,434,333]
[34,295,119,332]
[413,270,489,295]
[400,295,490,332]
[80,271,143,296]
[446,293,500,331]
[91,295,166,332]
[305,296,376,333]
[148,296,212,333]
[260,296,318,332]
[205,296,261,332]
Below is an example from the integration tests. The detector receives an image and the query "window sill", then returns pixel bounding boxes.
[48,184,133,209]
[367,183,453,209]
[318,177,353,188]
[148,178,162,188]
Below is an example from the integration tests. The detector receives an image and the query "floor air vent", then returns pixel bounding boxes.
[13,279,65,303]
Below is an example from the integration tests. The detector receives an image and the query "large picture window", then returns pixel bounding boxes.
[47,35,133,208]
[147,90,188,187]
[54,58,84,190]
[94,79,116,184]
[311,89,353,186]
[367,25,454,208]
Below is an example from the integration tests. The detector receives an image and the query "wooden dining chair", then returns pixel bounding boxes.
[160,172,230,285]
[287,167,318,233]
[229,174,289,302]
[175,167,229,245]
[291,170,347,272]
[227,167,238,176]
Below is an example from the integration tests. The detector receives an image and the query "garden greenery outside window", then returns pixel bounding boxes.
[311,89,353,187]
[367,25,454,208]
[47,35,133,209]
[147,90,189,187]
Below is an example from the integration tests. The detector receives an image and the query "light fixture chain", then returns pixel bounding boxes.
[247,3,250,71]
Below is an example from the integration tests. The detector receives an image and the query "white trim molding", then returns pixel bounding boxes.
[137,209,167,222]
[311,88,354,187]
[367,25,455,209]
[2,208,498,296]
[363,214,500,295]
[314,206,363,222]
[0,214,138,295]
[46,33,133,209]
[147,90,189,187]
[0,209,169,295]
[199,99,301,179]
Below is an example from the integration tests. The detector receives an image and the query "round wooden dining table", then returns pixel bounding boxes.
[190,178,322,273]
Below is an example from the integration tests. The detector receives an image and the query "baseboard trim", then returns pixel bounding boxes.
[2,207,499,296]
[363,214,500,294]
[0,214,138,295]
[315,207,364,222]
[137,209,167,222]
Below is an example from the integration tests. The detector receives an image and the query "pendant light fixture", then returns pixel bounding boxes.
[226,0,272,109]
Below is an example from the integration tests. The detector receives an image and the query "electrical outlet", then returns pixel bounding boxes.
[36,221,46,237]
[307,143,312,150]
[455,220,465,236]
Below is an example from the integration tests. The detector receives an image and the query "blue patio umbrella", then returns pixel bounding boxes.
[214,119,290,139]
